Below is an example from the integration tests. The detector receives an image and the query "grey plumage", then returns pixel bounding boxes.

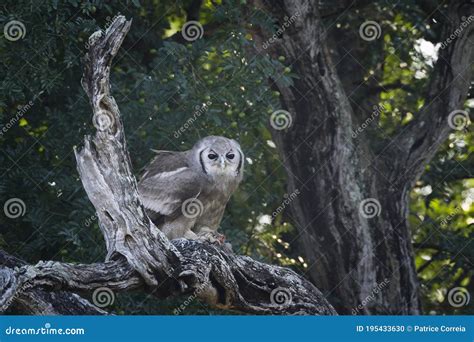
[138,136,244,241]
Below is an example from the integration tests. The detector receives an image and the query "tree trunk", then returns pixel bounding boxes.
[251,0,473,314]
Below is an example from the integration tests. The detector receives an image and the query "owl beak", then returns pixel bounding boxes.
[220,156,226,170]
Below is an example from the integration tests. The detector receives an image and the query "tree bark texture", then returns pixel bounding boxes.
[250,0,473,314]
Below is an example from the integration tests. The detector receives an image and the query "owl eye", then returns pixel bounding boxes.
[226,153,235,160]
[208,153,218,160]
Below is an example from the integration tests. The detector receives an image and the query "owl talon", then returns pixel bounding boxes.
[196,230,226,245]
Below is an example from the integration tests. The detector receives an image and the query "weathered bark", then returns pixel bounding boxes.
[250,0,473,314]
[0,241,335,315]
[0,15,335,316]
[0,250,108,315]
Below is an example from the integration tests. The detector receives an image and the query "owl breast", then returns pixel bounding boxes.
[194,184,232,232]
[138,136,243,240]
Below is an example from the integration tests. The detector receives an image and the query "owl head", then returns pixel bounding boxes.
[191,136,244,181]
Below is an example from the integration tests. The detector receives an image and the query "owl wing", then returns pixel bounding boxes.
[138,150,203,218]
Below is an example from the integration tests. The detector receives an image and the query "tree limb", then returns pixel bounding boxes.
[0,241,336,315]
[77,16,180,287]
[379,0,473,188]
[0,250,109,315]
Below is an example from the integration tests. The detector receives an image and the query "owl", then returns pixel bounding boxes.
[138,136,244,242]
